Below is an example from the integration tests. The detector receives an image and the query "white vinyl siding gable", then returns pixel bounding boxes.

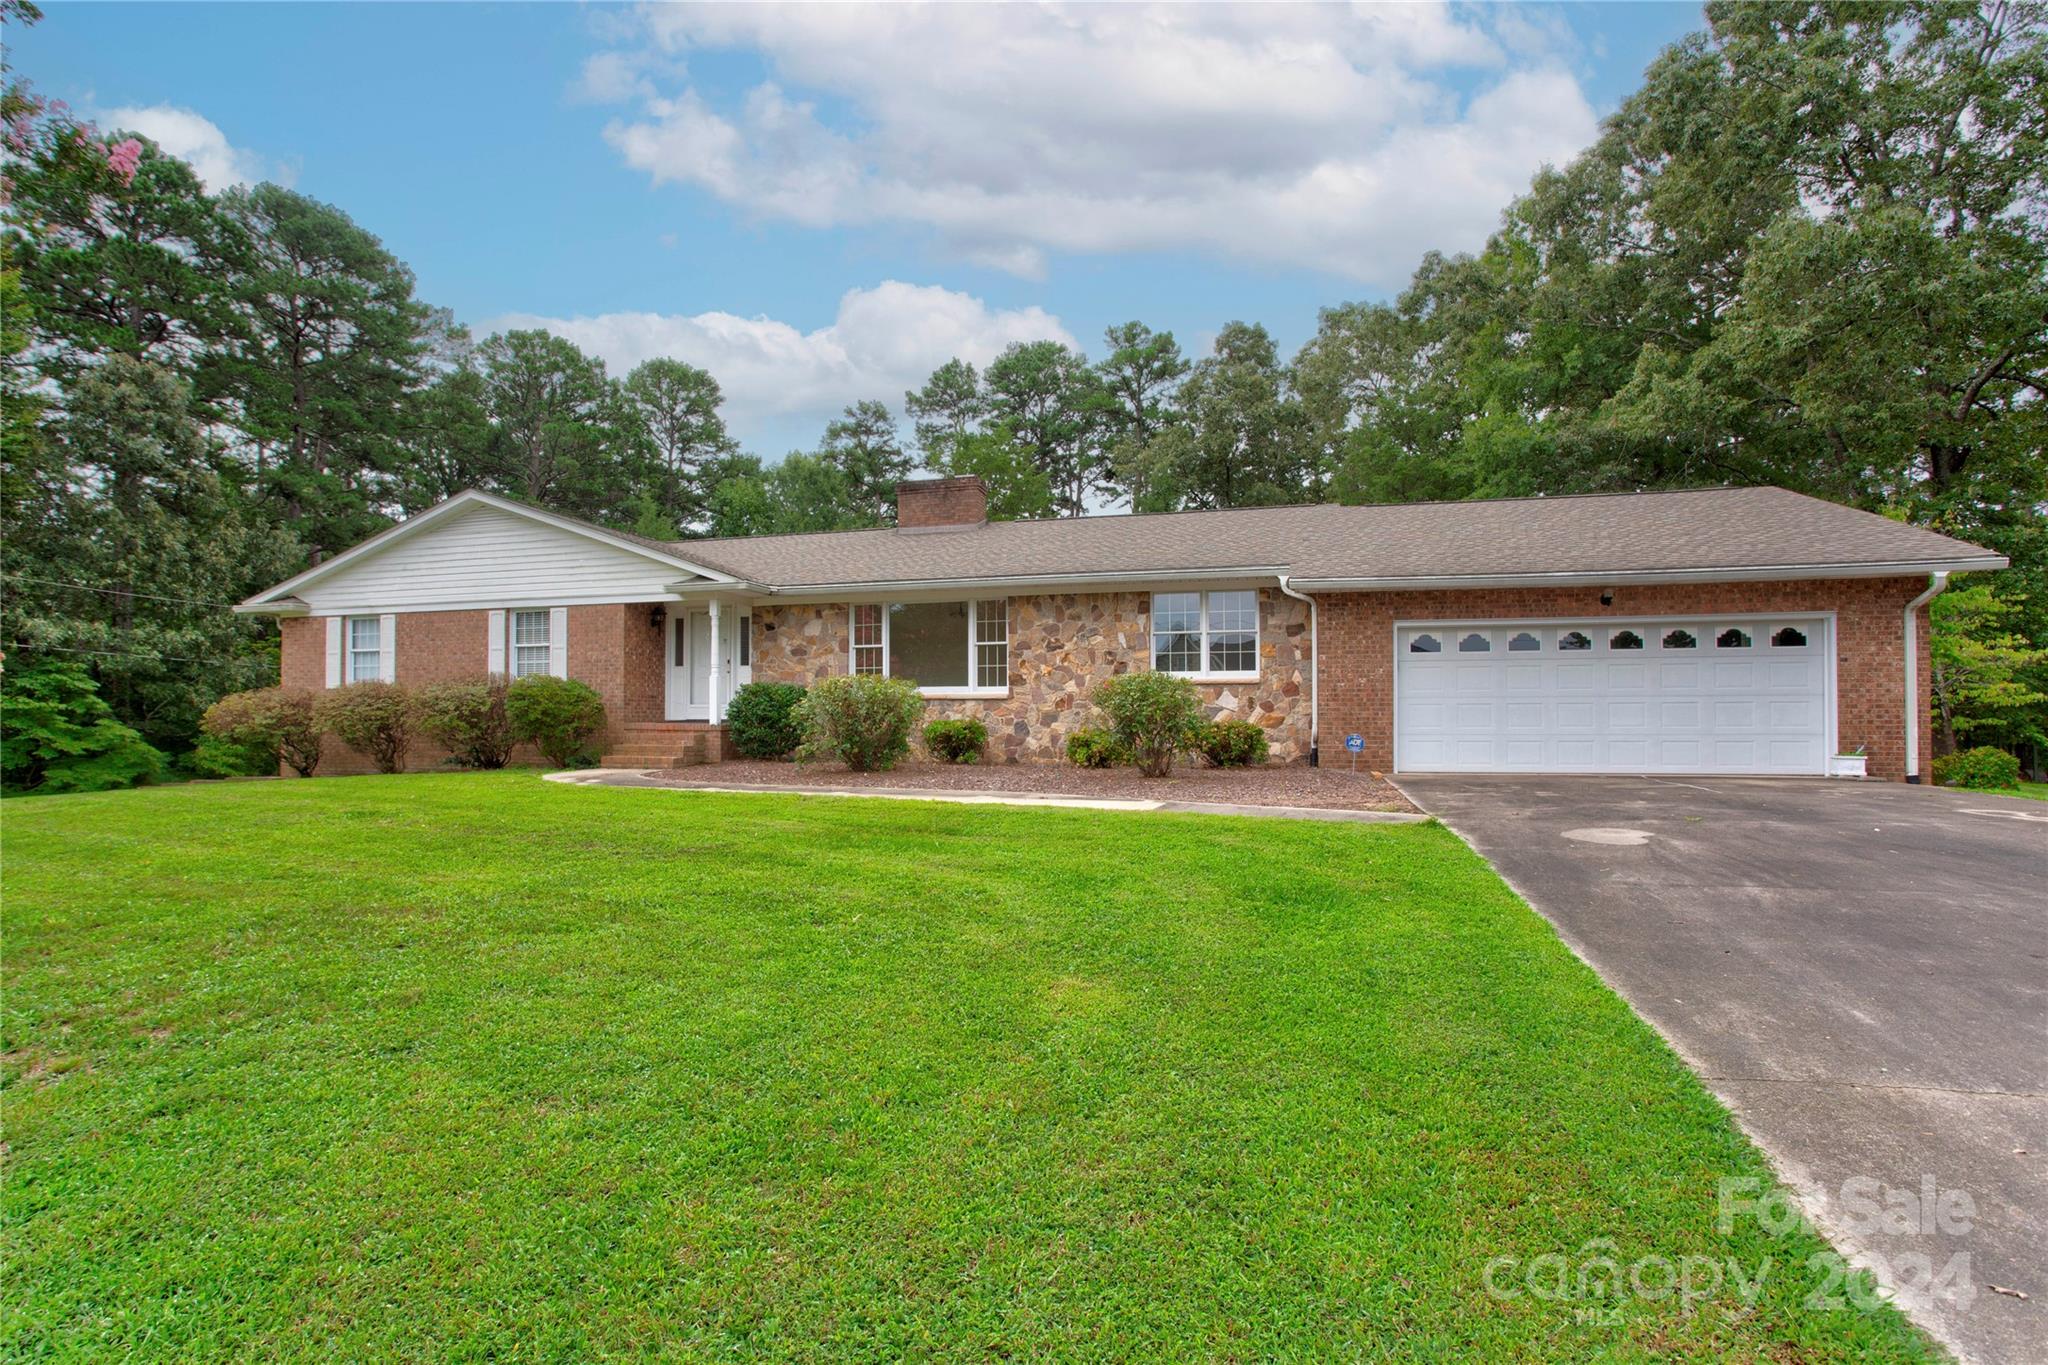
[293,502,701,614]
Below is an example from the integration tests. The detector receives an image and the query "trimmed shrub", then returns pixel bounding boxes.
[798,675,925,772]
[924,716,987,764]
[1064,726,1130,769]
[726,681,808,760]
[505,675,606,768]
[1,659,164,794]
[417,676,516,769]
[1197,718,1270,768]
[1093,671,1204,777]
[203,687,322,777]
[1933,745,2021,791]
[315,682,416,774]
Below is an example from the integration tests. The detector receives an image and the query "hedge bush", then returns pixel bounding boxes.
[726,681,808,759]
[923,716,987,764]
[1064,726,1130,769]
[314,682,415,774]
[1093,671,1204,776]
[417,676,516,769]
[1933,745,2021,791]
[505,675,606,767]
[798,675,925,771]
[203,687,322,777]
[1196,718,1269,768]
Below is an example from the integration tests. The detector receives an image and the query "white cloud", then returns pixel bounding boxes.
[493,280,1074,452]
[98,104,282,192]
[590,3,1599,285]
[571,49,689,104]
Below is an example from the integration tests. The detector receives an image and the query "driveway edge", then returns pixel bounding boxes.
[1402,785,1973,1364]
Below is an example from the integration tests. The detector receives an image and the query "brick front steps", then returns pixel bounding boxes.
[599,722,727,768]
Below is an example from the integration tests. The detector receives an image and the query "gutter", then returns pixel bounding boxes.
[234,597,309,617]
[1288,557,2006,593]
[755,565,1289,599]
[1276,575,1319,767]
[1902,572,1950,783]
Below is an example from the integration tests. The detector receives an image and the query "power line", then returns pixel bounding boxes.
[3,641,241,665]
[0,574,243,610]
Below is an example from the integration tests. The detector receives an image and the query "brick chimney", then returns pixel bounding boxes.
[895,475,988,531]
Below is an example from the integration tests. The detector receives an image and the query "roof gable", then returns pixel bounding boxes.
[240,491,738,614]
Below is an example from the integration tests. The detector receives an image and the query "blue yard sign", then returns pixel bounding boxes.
[1344,733,1364,753]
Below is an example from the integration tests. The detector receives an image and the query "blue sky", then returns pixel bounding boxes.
[18,2,1706,455]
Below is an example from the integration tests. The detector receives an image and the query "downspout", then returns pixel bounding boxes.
[1277,575,1318,767]
[1902,571,1949,784]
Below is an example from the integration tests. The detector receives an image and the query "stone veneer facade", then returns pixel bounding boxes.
[751,588,1313,763]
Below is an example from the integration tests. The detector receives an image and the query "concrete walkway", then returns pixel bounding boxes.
[544,768,1427,824]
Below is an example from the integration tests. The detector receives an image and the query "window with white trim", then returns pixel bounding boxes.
[347,615,382,682]
[511,609,552,677]
[974,599,1007,688]
[1151,590,1259,677]
[849,600,1008,691]
[852,603,884,675]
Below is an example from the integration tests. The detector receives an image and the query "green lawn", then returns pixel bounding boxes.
[2003,779,2047,801]
[3,775,1931,1361]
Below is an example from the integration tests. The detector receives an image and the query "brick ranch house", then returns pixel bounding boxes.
[236,478,2004,781]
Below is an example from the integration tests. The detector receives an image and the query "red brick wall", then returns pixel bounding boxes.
[1316,577,1931,781]
[896,476,988,528]
[278,604,664,774]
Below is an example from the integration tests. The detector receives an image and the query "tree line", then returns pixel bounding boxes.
[2,0,2043,784]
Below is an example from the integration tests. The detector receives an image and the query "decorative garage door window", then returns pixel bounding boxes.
[1395,618,1829,776]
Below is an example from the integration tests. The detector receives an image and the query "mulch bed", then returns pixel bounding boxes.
[647,757,1417,813]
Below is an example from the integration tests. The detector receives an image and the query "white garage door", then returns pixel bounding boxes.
[1395,618,1831,775]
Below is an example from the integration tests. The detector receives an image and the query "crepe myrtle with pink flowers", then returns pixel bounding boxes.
[1,79,144,188]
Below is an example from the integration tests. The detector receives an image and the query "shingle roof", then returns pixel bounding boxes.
[667,486,2002,591]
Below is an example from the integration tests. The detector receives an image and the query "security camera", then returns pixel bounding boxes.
[1599,589,1615,606]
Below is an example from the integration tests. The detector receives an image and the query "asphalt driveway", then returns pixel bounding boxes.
[1398,775,2046,1365]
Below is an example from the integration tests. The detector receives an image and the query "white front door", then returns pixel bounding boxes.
[664,607,752,721]
[1394,616,1831,775]
[687,611,715,718]
[664,609,711,720]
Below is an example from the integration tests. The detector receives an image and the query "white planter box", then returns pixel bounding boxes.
[1829,754,1868,778]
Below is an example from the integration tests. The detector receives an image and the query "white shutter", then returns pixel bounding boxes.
[378,613,397,683]
[486,610,506,676]
[548,607,569,678]
[324,617,342,688]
